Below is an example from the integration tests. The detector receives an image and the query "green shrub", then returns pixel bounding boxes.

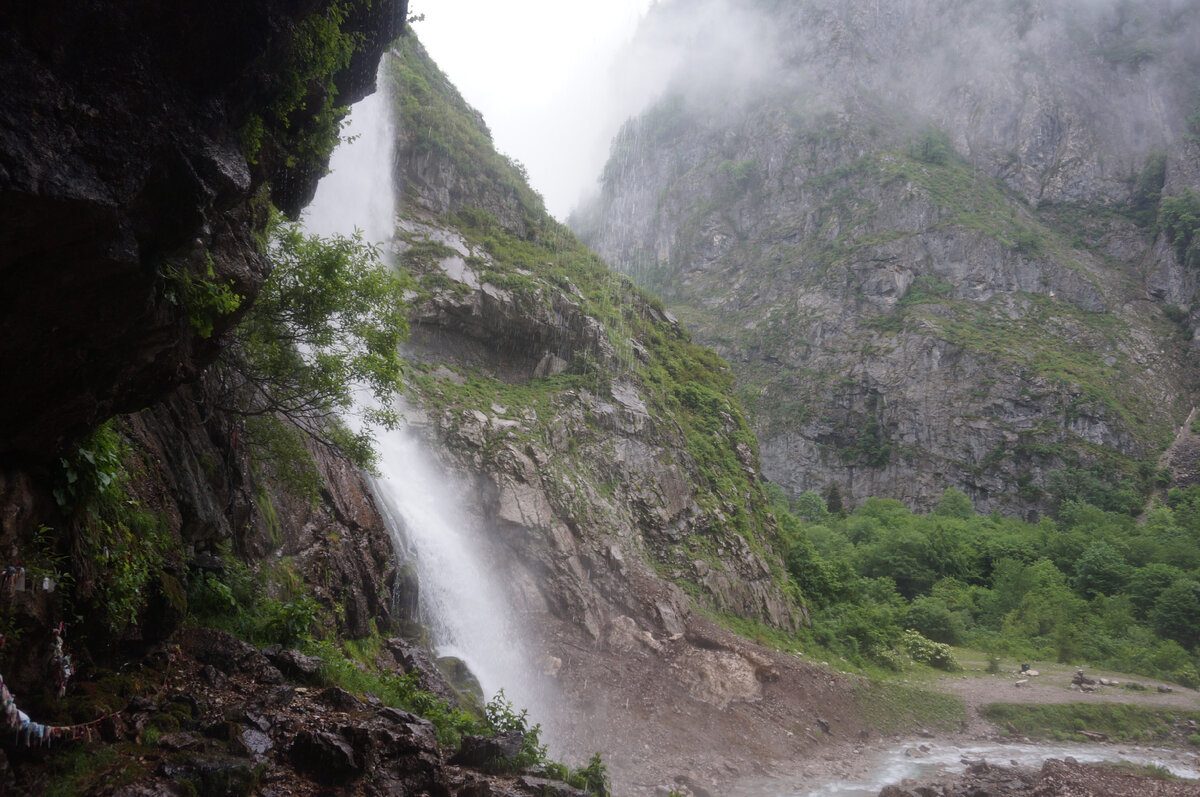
[901,629,962,671]
[910,127,956,165]
[567,753,611,797]
[483,690,548,772]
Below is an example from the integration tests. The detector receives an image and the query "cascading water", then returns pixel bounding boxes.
[302,73,396,246]
[302,61,552,734]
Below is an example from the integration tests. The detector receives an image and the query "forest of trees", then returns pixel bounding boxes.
[775,484,1200,686]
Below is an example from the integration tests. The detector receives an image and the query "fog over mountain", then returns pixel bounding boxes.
[574,0,1200,515]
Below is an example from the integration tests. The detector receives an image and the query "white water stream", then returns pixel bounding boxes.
[301,64,551,733]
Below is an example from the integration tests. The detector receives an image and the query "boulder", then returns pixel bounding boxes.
[450,731,526,767]
[317,686,365,714]
[291,730,361,780]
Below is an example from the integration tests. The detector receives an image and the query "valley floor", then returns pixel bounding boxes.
[552,629,1200,796]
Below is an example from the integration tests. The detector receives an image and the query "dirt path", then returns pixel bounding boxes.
[931,655,1200,728]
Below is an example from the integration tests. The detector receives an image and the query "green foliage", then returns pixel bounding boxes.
[900,629,961,671]
[221,222,411,470]
[187,553,320,647]
[566,753,611,797]
[386,35,544,230]
[241,0,368,176]
[52,421,178,633]
[716,158,757,198]
[309,639,481,747]
[909,127,956,165]
[1159,189,1200,267]
[1128,150,1167,227]
[44,745,126,797]
[1152,580,1200,648]
[53,421,125,512]
[163,261,242,339]
[932,488,974,520]
[775,484,1200,684]
[982,703,1200,744]
[904,596,964,645]
[483,690,549,772]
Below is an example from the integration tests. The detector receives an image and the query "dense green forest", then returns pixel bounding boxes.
[773,482,1200,686]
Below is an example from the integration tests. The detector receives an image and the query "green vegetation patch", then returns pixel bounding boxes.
[982,703,1200,744]
[853,681,967,734]
[386,35,544,232]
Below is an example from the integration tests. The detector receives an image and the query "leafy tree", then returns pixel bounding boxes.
[857,527,936,599]
[824,484,844,515]
[932,487,974,519]
[1000,560,1084,640]
[219,222,411,471]
[1152,580,1200,649]
[1159,188,1200,267]
[1129,150,1167,227]
[1127,563,1184,620]
[1072,541,1130,598]
[910,127,956,165]
[903,596,964,645]
[793,490,831,523]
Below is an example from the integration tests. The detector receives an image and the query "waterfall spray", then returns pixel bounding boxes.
[302,59,554,739]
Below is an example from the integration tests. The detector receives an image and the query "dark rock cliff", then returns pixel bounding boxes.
[0,0,406,462]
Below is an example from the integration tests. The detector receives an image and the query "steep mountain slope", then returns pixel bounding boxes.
[380,37,917,791]
[388,35,801,635]
[575,0,1200,516]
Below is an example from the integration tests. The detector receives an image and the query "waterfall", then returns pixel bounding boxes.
[302,74,396,246]
[302,61,552,736]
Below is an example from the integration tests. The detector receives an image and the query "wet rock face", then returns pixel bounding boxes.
[0,0,405,462]
[396,214,799,635]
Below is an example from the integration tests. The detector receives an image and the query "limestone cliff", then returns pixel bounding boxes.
[574,0,1200,516]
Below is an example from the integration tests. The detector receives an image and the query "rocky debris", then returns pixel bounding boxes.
[179,628,282,684]
[387,637,464,705]
[159,757,263,796]
[232,727,272,759]
[18,628,614,795]
[880,757,1200,796]
[317,686,365,714]
[1071,670,1097,688]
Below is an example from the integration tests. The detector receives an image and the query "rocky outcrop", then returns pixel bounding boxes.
[397,213,800,637]
[0,0,406,462]
[880,757,1200,797]
[575,0,1200,515]
[387,37,802,639]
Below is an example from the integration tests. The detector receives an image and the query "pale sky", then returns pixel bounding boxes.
[410,0,659,220]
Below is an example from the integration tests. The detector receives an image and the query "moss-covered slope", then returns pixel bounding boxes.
[383,36,802,630]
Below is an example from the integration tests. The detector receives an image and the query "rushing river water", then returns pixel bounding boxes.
[739,739,1200,796]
